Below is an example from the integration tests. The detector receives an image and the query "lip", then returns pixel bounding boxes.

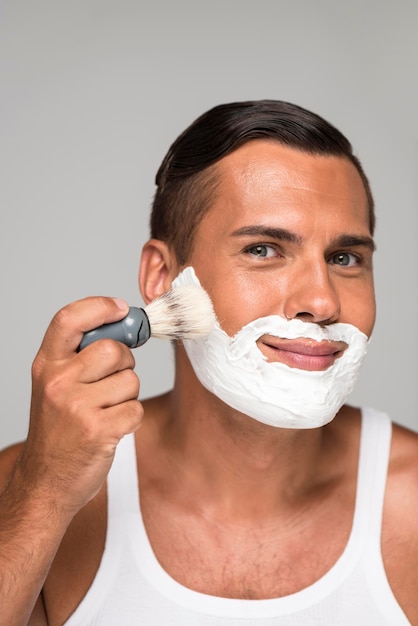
[257,336,347,371]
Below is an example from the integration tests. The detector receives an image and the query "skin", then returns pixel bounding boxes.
[177,141,376,372]
[0,141,418,625]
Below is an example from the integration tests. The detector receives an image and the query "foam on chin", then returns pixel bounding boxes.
[172,267,369,429]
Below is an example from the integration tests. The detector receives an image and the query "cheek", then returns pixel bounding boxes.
[341,284,376,338]
[206,274,280,336]
[363,298,376,338]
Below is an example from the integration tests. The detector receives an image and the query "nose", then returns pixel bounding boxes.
[283,261,340,324]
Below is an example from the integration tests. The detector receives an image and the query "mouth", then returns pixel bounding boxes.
[257,336,347,371]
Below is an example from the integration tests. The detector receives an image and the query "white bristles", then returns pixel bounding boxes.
[144,284,216,341]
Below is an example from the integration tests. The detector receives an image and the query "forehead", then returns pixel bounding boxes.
[205,140,370,230]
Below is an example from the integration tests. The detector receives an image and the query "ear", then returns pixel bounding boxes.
[139,239,180,304]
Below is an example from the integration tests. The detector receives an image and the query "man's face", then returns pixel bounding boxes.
[186,140,376,369]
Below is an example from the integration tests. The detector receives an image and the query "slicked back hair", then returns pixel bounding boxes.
[151,100,375,265]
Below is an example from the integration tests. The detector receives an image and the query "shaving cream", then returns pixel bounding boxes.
[172,267,369,429]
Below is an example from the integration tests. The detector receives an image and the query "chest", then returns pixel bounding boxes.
[141,495,354,600]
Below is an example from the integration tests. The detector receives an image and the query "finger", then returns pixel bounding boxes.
[101,399,144,438]
[75,339,136,384]
[86,368,140,409]
[39,297,129,361]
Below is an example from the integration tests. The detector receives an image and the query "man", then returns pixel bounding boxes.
[0,100,417,625]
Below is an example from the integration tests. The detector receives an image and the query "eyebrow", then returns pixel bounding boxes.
[331,234,376,252]
[231,225,376,251]
[231,225,303,245]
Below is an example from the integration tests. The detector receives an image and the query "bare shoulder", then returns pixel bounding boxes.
[389,421,418,486]
[385,421,418,524]
[386,421,418,542]
[385,421,418,530]
[0,441,25,490]
[383,421,418,624]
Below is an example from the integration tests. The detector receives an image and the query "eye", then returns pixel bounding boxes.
[331,252,359,267]
[246,244,278,258]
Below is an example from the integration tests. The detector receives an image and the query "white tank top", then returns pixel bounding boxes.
[64,407,411,625]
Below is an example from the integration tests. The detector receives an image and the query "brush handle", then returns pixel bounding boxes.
[78,307,151,350]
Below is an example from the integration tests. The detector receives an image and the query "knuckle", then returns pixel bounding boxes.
[83,339,123,368]
[124,399,144,426]
[31,355,45,382]
[120,367,137,383]
[77,415,102,444]
[95,338,121,357]
[123,369,140,396]
[66,394,88,419]
[108,369,139,399]
[95,340,135,370]
[42,371,69,404]
[123,348,136,370]
[51,305,76,333]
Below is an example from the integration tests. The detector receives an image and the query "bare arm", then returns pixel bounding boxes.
[0,448,71,626]
[383,424,418,626]
[0,297,143,625]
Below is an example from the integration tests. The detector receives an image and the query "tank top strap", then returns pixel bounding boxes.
[107,432,140,517]
[352,407,392,547]
[63,435,139,625]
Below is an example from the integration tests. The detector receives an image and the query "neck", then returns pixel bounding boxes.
[151,348,348,520]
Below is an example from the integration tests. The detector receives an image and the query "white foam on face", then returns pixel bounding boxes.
[172,267,369,429]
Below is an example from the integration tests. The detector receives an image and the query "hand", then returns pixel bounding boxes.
[21,296,143,516]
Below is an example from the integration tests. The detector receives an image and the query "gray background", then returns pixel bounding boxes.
[1,1,417,448]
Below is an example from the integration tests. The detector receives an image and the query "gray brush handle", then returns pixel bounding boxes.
[78,307,151,350]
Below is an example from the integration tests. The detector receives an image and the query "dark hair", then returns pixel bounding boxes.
[151,100,375,264]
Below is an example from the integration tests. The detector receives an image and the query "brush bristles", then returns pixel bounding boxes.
[144,285,215,340]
